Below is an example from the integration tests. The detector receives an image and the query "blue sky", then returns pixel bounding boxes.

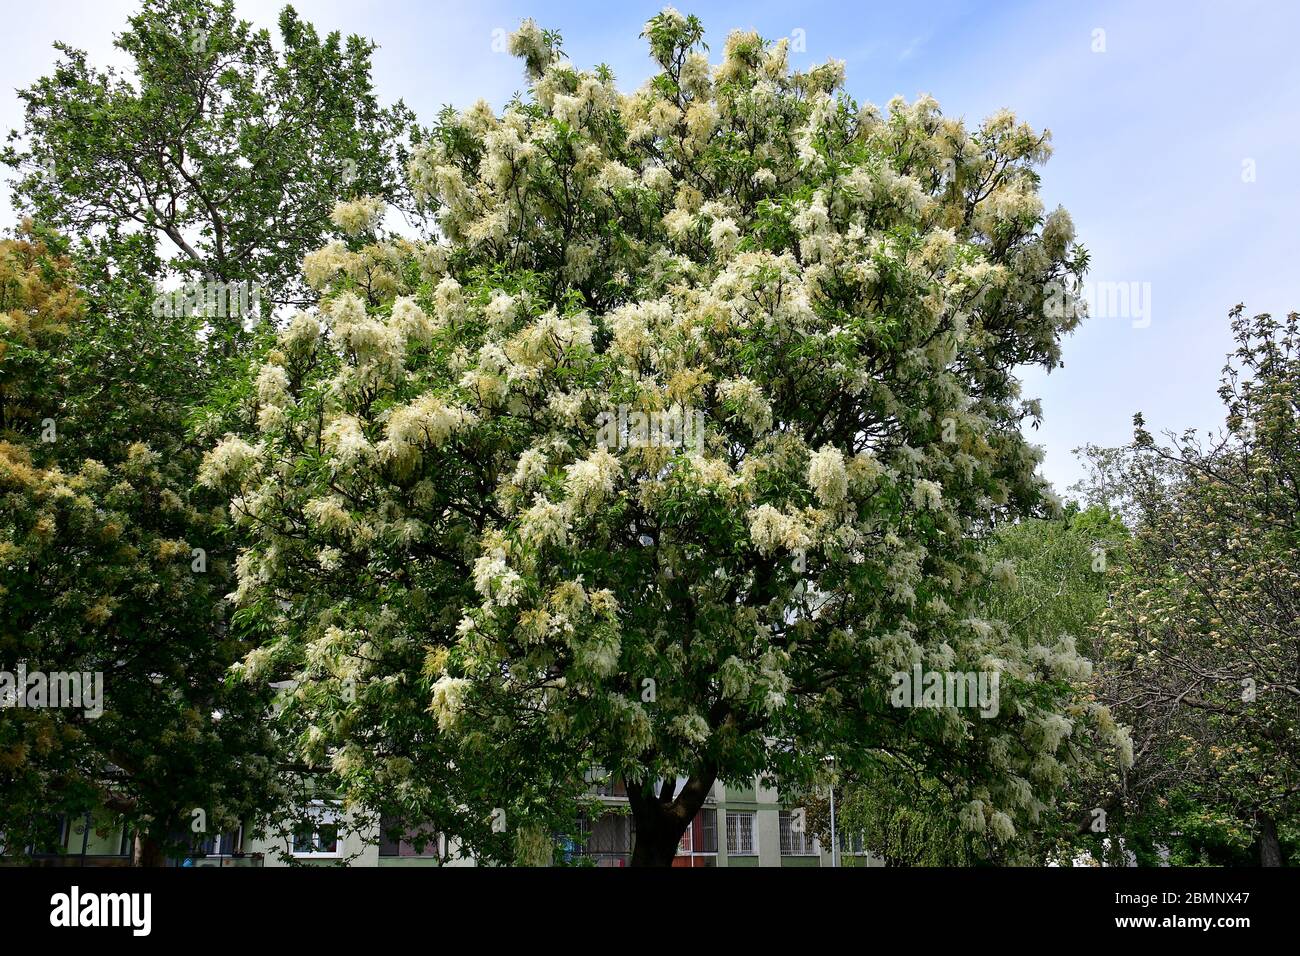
[4,0,1298,494]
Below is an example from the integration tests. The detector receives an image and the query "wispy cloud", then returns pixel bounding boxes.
[898,34,928,61]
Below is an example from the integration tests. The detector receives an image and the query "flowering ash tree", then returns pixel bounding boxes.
[204,11,1129,865]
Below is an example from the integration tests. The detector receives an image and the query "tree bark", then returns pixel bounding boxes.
[1257,813,1284,867]
[627,764,717,867]
[132,833,166,868]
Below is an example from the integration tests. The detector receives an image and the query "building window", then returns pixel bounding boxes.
[838,830,866,855]
[378,816,441,857]
[291,802,341,858]
[584,767,629,798]
[565,810,635,866]
[779,810,817,856]
[726,810,757,856]
[694,807,718,853]
[673,808,718,866]
[194,827,243,857]
[591,778,627,798]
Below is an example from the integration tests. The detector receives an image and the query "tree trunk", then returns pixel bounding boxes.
[627,764,717,867]
[132,833,166,867]
[1257,813,1284,867]
[627,809,682,867]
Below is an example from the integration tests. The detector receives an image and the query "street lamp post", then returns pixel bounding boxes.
[826,755,838,868]
[830,780,838,868]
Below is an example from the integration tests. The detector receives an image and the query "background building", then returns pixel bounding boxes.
[4,776,881,868]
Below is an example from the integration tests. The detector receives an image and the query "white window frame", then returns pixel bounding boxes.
[779,809,818,856]
[726,810,758,857]
[291,801,343,859]
[676,807,719,863]
[203,825,244,857]
[838,829,868,856]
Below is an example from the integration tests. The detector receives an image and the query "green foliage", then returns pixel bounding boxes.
[1082,307,1300,866]
[827,508,1132,865]
[980,506,1126,658]
[0,226,279,858]
[3,0,415,324]
[0,0,420,862]
[806,768,977,866]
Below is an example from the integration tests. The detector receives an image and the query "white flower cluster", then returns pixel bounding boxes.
[199,435,261,487]
[718,377,773,434]
[430,675,470,731]
[747,504,811,555]
[807,445,848,506]
[330,196,386,237]
[563,448,621,516]
[380,395,476,474]
[472,549,524,607]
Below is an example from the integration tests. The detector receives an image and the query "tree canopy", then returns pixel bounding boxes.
[1081,307,1300,866]
[3,0,415,332]
[201,11,1128,865]
[0,0,415,864]
[0,224,278,862]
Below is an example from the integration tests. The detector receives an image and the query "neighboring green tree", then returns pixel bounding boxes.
[0,224,280,863]
[981,506,1134,865]
[203,11,1129,866]
[804,768,976,866]
[3,0,415,336]
[1,0,419,864]
[1080,306,1300,866]
[810,506,1132,865]
[981,505,1127,662]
